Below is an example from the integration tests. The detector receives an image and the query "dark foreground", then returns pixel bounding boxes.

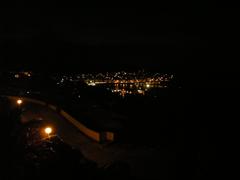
[0,96,132,180]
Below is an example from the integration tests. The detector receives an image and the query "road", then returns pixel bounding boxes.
[18,100,173,179]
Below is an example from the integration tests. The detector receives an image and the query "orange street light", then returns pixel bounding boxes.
[17,99,23,105]
[44,127,53,135]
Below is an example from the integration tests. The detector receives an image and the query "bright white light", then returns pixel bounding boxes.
[146,84,150,88]
[88,82,96,86]
[44,127,52,135]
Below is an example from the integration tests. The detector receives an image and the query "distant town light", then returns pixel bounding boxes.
[15,74,20,78]
[88,82,96,86]
[146,84,150,88]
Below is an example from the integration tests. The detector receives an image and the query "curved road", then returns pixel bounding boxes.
[18,100,171,179]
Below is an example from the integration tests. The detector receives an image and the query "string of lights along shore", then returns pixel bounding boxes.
[7,71,175,97]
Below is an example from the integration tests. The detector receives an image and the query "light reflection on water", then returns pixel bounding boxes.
[97,82,168,97]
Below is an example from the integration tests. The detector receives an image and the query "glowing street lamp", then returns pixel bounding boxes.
[146,84,150,88]
[17,99,23,105]
[45,127,52,135]
[44,127,53,140]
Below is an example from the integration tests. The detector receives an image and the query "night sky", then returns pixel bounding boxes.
[1,2,213,72]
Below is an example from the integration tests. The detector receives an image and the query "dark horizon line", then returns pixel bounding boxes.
[0,65,180,74]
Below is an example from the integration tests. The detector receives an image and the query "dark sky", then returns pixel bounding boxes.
[1,2,212,72]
